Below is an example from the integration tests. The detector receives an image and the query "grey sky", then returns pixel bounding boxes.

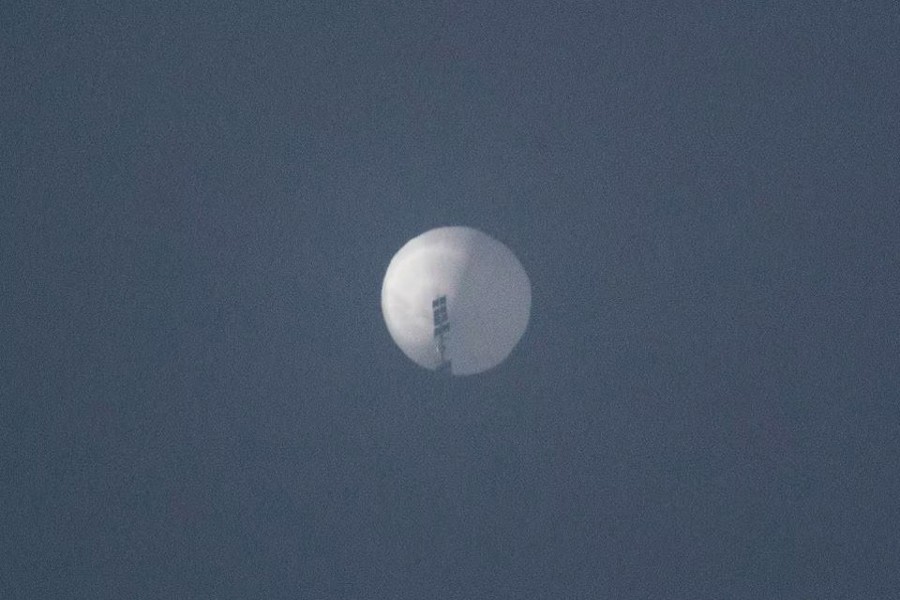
[3,2,899,598]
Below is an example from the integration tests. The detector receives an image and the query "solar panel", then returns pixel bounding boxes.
[432,295,451,374]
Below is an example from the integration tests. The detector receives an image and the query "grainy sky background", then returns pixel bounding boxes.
[3,2,899,598]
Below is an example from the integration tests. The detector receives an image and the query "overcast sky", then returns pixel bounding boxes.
[3,2,899,598]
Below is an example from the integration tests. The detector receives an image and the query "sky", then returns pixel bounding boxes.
[3,2,899,598]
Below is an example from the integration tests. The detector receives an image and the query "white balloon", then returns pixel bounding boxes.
[381,226,531,375]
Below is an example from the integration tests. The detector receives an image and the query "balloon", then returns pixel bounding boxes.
[381,226,531,375]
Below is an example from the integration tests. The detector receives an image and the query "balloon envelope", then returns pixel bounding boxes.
[381,226,531,375]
